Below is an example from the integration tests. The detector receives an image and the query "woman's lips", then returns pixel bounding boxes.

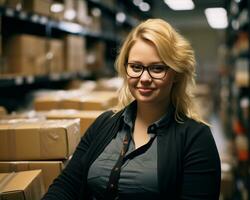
[137,87,155,95]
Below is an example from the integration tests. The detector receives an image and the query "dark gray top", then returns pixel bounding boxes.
[87,102,171,200]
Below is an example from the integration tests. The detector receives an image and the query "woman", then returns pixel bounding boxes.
[42,18,221,200]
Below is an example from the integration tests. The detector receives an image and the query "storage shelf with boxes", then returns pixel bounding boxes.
[0,1,153,198]
[0,0,152,103]
[0,78,122,194]
[0,1,118,82]
[219,0,250,198]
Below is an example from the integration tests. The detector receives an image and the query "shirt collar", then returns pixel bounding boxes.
[122,100,137,129]
[122,101,175,134]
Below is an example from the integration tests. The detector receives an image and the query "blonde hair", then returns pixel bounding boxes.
[114,18,206,124]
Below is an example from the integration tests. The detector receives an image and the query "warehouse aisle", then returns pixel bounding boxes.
[210,114,229,157]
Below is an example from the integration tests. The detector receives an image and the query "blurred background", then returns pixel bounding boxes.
[0,0,249,199]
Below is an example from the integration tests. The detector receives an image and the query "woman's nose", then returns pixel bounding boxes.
[140,68,152,81]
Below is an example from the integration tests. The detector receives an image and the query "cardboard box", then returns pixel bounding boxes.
[0,170,45,200]
[63,0,76,22]
[34,90,117,111]
[62,91,117,110]
[0,0,5,6]
[5,0,21,9]
[87,42,105,72]
[76,0,88,25]
[88,10,101,33]
[0,119,80,160]
[33,89,87,111]
[221,171,234,199]
[64,35,86,72]
[42,109,104,135]
[0,161,66,192]
[4,34,47,75]
[48,39,64,73]
[0,106,7,116]
[34,96,62,111]
[22,0,51,16]
[95,77,123,91]
[0,113,45,121]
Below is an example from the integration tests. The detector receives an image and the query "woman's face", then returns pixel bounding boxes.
[127,39,176,106]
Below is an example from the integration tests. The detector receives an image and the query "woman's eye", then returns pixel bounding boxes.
[151,65,165,73]
[131,64,142,71]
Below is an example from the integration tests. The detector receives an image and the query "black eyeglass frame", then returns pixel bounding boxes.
[125,62,170,80]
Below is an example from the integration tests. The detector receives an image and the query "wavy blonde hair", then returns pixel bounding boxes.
[114,18,206,124]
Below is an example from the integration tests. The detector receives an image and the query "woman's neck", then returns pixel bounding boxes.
[136,101,169,125]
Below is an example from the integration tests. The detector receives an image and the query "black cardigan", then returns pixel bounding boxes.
[42,108,221,200]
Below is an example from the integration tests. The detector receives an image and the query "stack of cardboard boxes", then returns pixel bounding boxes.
[0,0,107,76]
[2,34,86,76]
[34,90,117,112]
[0,106,7,117]
[3,35,48,75]
[0,118,81,199]
[0,82,119,199]
[1,0,88,23]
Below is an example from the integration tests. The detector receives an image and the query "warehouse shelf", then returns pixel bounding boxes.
[87,0,140,27]
[87,0,116,17]
[0,6,120,43]
[0,1,153,112]
[0,6,49,25]
[117,0,152,20]
[222,0,250,198]
[0,71,93,88]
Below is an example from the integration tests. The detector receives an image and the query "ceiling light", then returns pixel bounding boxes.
[133,0,143,6]
[221,163,231,172]
[51,3,64,13]
[139,2,150,12]
[91,8,101,17]
[64,9,76,20]
[164,0,195,11]
[205,8,228,29]
[116,12,126,23]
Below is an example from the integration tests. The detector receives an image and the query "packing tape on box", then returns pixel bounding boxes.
[39,122,52,160]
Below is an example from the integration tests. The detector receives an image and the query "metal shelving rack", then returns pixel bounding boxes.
[224,0,250,199]
[0,1,153,112]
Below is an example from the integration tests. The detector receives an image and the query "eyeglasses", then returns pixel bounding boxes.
[125,62,169,79]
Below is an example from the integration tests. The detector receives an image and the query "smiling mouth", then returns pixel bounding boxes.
[137,87,155,94]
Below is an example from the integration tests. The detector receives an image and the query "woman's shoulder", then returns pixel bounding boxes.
[92,109,124,128]
[177,116,209,130]
[175,117,215,148]
[175,117,212,141]
[92,110,114,126]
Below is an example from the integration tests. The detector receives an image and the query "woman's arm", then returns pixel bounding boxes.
[41,111,113,200]
[181,124,221,200]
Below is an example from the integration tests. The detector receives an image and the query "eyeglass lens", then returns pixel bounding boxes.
[126,63,168,79]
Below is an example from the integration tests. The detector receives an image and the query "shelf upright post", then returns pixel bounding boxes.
[247,0,250,199]
[0,8,3,75]
[45,15,52,78]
